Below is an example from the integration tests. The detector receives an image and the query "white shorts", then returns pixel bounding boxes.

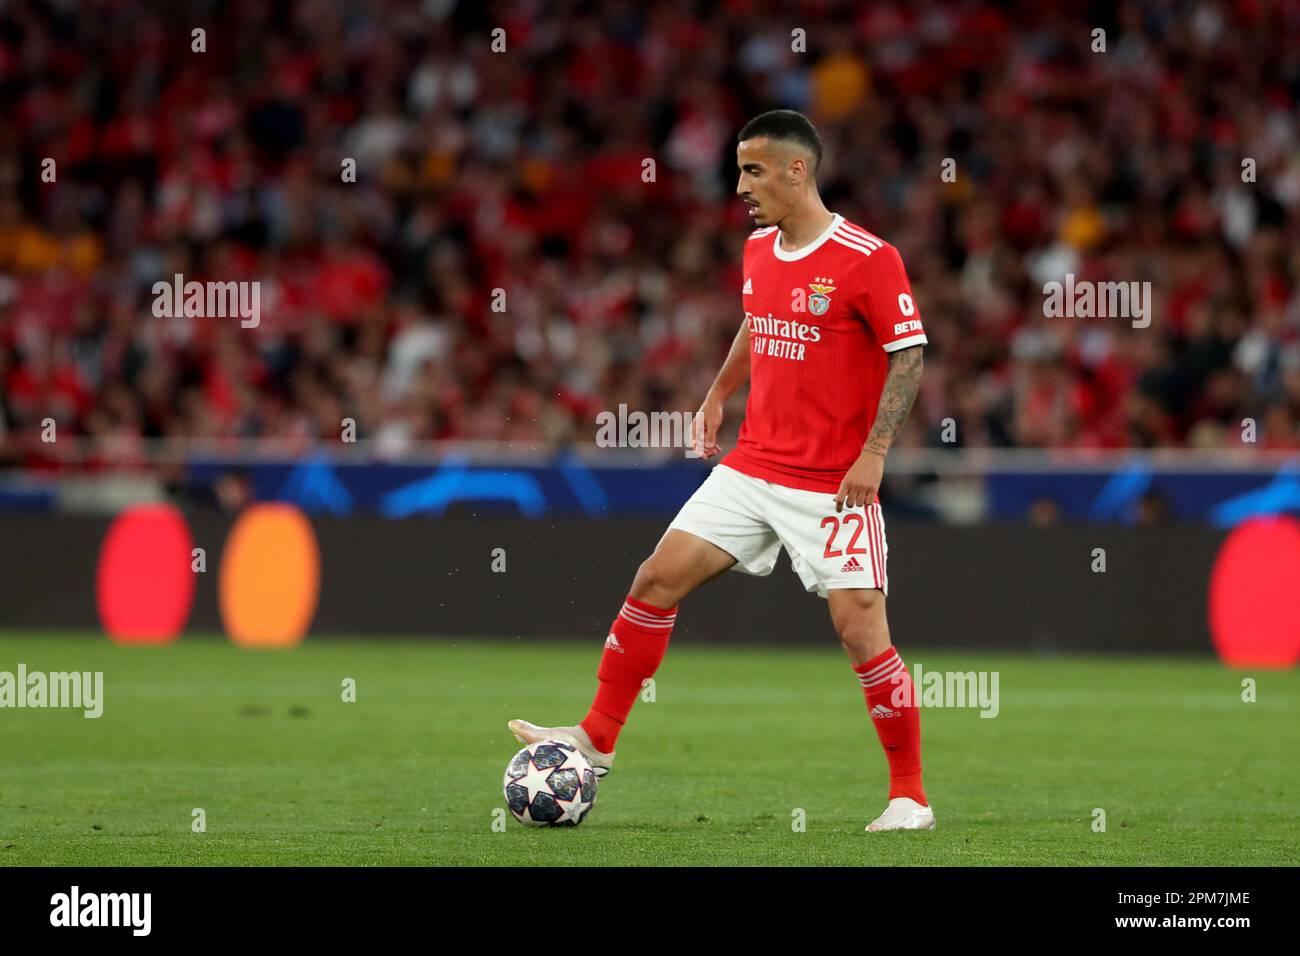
[666,463,889,599]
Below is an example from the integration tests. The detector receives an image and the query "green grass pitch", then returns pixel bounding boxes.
[1,631,1296,866]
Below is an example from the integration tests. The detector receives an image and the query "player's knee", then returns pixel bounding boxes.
[837,621,872,654]
[630,555,683,606]
[832,592,890,656]
[840,625,890,661]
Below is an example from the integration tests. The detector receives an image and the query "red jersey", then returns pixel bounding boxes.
[720,213,927,493]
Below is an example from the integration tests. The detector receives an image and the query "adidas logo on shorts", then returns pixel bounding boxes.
[841,556,866,573]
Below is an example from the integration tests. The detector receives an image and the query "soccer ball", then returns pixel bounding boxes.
[503,740,598,827]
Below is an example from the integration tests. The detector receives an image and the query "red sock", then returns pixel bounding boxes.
[579,595,677,753]
[854,646,927,806]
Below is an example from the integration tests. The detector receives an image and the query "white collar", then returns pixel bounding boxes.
[772,212,843,261]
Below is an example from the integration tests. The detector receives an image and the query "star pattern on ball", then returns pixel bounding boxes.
[518,756,558,805]
[554,791,588,825]
[503,741,596,827]
[550,748,593,824]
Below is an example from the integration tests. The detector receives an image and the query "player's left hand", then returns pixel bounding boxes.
[834,450,884,512]
[691,396,725,459]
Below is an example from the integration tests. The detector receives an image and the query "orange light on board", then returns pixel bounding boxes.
[97,503,195,644]
[219,503,320,648]
[1208,516,1300,668]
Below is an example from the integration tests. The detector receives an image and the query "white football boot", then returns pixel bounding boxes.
[507,719,615,777]
[865,797,936,832]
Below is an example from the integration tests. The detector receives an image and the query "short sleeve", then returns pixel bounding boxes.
[850,244,928,352]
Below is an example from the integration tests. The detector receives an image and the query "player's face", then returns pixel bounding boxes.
[736,138,798,227]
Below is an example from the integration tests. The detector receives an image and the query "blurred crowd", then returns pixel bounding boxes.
[2,0,1300,469]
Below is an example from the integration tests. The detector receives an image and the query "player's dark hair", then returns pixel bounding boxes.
[738,110,823,174]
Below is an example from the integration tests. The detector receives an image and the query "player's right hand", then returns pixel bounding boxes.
[692,397,724,459]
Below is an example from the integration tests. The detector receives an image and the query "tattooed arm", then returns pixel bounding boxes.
[833,345,924,512]
[864,345,925,458]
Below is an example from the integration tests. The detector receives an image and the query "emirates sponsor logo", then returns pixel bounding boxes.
[745,311,822,343]
[747,311,820,362]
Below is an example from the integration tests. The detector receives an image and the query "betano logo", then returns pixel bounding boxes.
[50,886,151,936]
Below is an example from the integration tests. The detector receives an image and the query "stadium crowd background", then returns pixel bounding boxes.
[2,0,1299,471]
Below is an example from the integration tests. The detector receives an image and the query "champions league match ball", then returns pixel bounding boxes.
[503,740,599,827]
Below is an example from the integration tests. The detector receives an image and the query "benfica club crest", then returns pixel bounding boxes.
[808,278,836,316]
